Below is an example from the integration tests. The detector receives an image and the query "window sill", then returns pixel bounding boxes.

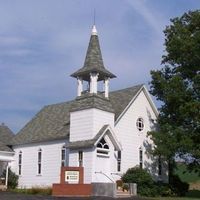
[36,174,42,176]
[97,153,110,158]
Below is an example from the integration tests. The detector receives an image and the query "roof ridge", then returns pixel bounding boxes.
[110,84,144,94]
[42,84,144,107]
[44,99,74,108]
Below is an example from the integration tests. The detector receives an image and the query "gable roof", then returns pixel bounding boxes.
[12,84,143,145]
[66,124,121,151]
[0,124,14,152]
[66,125,109,150]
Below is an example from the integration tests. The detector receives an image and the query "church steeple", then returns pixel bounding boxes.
[71,25,116,98]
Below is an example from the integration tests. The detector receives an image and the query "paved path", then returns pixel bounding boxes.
[0,192,142,200]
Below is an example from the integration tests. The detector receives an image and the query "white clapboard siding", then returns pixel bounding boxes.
[92,135,116,183]
[70,108,114,142]
[69,148,94,184]
[114,89,157,175]
[11,140,68,188]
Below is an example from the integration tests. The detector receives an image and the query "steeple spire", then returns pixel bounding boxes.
[71,25,116,97]
[91,25,97,35]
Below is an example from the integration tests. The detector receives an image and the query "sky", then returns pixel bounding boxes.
[0,0,199,133]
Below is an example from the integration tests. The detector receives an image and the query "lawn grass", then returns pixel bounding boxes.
[145,198,200,200]
[175,163,200,183]
[11,186,52,195]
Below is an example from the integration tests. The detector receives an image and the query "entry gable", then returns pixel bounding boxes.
[66,125,121,151]
[94,125,121,151]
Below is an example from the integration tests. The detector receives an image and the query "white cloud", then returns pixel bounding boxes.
[126,0,164,36]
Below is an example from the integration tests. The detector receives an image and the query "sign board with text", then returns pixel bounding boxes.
[65,171,79,184]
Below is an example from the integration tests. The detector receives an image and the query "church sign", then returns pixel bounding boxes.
[65,171,79,183]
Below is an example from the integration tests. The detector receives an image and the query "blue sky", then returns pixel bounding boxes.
[0,0,199,133]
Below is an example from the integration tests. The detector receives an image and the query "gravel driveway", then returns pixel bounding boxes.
[0,192,142,200]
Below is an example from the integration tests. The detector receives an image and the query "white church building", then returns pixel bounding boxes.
[0,25,167,196]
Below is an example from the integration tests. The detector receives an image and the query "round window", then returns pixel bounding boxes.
[136,118,144,131]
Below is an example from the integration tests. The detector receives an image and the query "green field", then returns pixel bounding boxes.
[175,163,200,183]
[146,198,200,200]
[174,163,200,199]
[143,163,200,199]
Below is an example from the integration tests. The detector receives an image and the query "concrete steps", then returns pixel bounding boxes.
[116,189,131,198]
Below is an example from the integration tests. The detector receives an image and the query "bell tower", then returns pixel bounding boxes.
[68,25,117,184]
[69,25,116,142]
[71,25,116,98]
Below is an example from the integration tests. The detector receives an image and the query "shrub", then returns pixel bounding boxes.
[122,183,129,192]
[122,167,155,196]
[2,167,18,189]
[122,167,154,186]
[116,179,123,189]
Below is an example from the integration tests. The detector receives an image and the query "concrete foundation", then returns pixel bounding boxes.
[92,182,116,197]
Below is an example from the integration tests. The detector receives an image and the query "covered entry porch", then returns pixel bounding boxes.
[0,152,14,190]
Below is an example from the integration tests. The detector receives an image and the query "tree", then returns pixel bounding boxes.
[148,10,200,179]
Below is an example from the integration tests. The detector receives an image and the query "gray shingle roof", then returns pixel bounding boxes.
[0,141,13,152]
[66,125,109,150]
[12,84,143,145]
[0,124,14,152]
[12,102,72,145]
[71,34,116,81]
[70,92,114,113]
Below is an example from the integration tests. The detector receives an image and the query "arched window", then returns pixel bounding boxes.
[18,151,22,175]
[61,146,66,167]
[38,148,42,175]
[78,151,83,167]
[117,151,121,172]
[136,118,144,131]
[97,138,109,157]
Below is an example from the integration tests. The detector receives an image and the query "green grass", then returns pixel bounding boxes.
[175,163,200,183]
[11,187,52,195]
[145,198,200,200]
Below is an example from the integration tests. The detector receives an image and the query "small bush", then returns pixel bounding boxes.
[122,167,155,196]
[122,183,129,191]
[2,167,18,189]
[122,167,154,186]
[121,166,189,197]
[116,179,123,189]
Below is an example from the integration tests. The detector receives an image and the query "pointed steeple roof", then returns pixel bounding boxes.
[71,25,116,81]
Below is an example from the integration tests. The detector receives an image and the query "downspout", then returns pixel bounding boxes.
[5,163,9,188]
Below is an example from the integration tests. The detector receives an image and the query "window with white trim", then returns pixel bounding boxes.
[38,148,42,175]
[139,147,143,169]
[78,151,83,167]
[117,151,121,172]
[96,138,109,157]
[18,151,22,175]
[136,118,144,131]
[61,146,66,167]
